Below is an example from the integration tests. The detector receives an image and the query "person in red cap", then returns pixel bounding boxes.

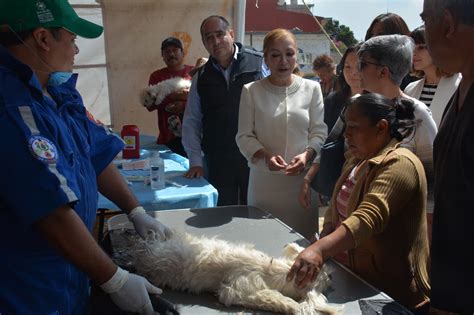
[0,1,171,314]
[146,37,193,156]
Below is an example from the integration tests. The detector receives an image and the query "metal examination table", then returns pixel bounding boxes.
[99,206,410,314]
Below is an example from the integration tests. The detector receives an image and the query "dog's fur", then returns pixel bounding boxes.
[139,77,191,108]
[129,232,342,314]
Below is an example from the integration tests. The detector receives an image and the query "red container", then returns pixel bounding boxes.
[121,125,140,159]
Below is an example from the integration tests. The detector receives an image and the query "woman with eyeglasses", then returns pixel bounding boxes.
[357,35,437,182]
[299,45,362,211]
[404,26,461,127]
[288,93,431,314]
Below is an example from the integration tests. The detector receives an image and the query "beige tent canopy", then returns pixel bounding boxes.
[73,0,245,136]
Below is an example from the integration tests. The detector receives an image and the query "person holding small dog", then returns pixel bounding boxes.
[147,37,193,156]
[236,28,327,239]
[288,93,431,313]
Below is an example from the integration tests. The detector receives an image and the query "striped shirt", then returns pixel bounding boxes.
[335,165,358,226]
[419,83,438,107]
[334,164,361,265]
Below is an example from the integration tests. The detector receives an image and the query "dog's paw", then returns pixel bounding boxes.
[295,301,317,315]
[303,290,344,315]
[282,243,304,260]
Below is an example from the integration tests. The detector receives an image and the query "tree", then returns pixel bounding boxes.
[324,18,357,47]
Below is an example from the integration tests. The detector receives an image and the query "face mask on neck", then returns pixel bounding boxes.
[48,71,73,87]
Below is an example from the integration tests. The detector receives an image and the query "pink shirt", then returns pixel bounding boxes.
[334,163,366,265]
[335,165,358,227]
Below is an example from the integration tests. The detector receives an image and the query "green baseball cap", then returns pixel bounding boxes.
[0,0,103,39]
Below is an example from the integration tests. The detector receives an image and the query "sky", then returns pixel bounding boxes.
[295,0,425,41]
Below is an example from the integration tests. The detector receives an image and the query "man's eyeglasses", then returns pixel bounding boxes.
[358,60,393,74]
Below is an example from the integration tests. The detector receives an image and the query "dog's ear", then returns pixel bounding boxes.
[282,243,304,260]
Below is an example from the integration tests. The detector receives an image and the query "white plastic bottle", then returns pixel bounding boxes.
[149,151,165,189]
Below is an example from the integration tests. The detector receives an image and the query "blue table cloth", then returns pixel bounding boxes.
[98,136,218,211]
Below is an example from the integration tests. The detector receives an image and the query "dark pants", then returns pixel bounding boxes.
[204,154,249,206]
[165,137,187,157]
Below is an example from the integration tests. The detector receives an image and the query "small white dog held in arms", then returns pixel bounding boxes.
[139,77,191,109]
[129,231,342,314]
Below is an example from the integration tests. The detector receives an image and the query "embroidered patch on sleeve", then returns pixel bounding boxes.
[29,136,58,163]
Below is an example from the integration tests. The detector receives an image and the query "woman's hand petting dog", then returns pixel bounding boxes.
[287,247,324,289]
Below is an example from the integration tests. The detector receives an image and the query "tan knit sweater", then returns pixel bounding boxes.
[324,139,431,309]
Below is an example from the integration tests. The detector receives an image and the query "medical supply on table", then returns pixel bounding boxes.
[122,158,149,171]
[150,152,165,189]
[121,125,140,159]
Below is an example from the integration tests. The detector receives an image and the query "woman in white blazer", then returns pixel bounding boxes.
[404,26,461,127]
[236,29,327,239]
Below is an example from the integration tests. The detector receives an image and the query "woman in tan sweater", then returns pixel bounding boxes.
[287,92,431,313]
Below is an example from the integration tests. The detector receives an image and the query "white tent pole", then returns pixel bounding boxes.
[234,0,246,43]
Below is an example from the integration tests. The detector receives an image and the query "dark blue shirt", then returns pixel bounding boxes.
[0,46,124,315]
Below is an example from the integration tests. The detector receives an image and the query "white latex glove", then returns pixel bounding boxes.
[128,206,172,240]
[101,267,162,315]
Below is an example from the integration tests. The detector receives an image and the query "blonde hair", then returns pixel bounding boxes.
[263,28,297,56]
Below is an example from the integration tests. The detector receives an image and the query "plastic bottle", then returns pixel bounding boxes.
[121,125,140,159]
[149,151,165,190]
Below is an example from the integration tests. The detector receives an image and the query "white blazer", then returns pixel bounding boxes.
[404,73,461,126]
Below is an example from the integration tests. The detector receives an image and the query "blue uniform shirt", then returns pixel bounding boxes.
[0,46,124,315]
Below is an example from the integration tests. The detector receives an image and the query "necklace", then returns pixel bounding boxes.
[424,76,440,85]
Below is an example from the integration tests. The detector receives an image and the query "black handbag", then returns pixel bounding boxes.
[311,108,346,197]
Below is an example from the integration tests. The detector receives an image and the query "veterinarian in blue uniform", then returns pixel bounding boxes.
[0,1,171,314]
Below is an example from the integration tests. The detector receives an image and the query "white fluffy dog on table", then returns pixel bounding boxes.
[130,231,342,314]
